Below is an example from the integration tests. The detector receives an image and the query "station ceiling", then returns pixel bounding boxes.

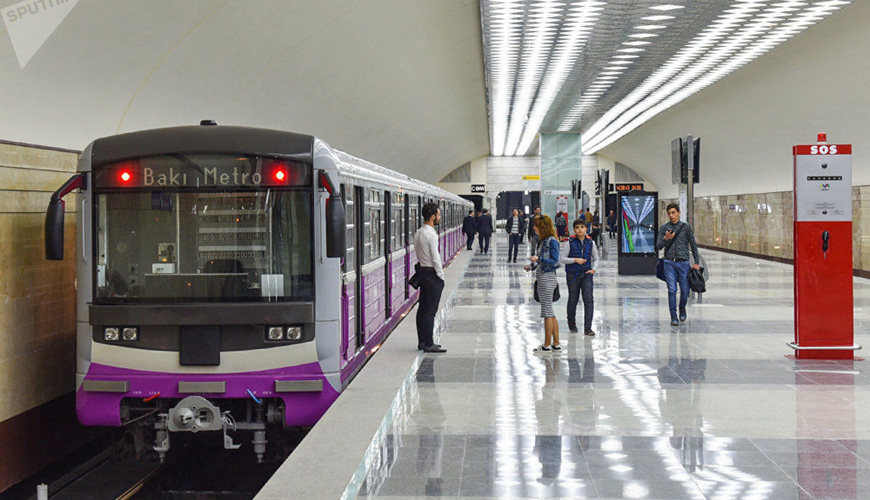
[481,0,854,157]
[0,0,489,183]
[0,0,862,188]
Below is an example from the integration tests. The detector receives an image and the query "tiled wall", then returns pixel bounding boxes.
[660,186,870,271]
[0,142,78,424]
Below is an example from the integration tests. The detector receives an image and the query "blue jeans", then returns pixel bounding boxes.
[508,233,522,261]
[663,260,690,319]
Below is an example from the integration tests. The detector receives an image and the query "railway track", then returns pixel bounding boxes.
[27,429,305,500]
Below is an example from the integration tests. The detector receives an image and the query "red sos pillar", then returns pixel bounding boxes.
[789,133,860,359]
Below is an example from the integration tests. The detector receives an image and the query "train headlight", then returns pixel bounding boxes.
[104,327,120,341]
[267,327,284,341]
[122,327,138,341]
[286,326,303,341]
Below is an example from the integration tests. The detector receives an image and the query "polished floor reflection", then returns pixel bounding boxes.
[357,235,870,499]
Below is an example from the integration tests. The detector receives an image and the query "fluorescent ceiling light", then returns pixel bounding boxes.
[635,25,668,30]
[642,15,676,20]
[613,55,640,59]
[617,48,646,52]
[650,5,685,11]
[622,41,652,45]
[629,33,658,38]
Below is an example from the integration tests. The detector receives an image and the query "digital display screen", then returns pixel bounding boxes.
[94,155,311,189]
[620,194,657,254]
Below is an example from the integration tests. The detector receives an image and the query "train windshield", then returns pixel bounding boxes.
[93,156,314,303]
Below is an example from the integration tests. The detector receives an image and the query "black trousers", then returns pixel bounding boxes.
[478,234,491,253]
[567,272,594,330]
[465,232,475,250]
[508,233,522,261]
[416,270,444,347]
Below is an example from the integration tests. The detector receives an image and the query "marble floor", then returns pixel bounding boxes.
[356,234,870,500]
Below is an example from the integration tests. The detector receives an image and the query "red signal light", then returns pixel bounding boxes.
[120,171,132,182]
[275,170,286,182]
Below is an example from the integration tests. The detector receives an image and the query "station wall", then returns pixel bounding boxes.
[660,187,870,276]
[0,142,85,492]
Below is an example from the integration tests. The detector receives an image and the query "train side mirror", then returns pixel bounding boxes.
[319,171,345,259]
[45,173,86,261]
[326,194,346,259]
[45,199,66,260]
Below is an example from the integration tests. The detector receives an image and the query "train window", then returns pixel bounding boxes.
[342,184,355,274]
[370,189,382,260]
[94,189,313,303]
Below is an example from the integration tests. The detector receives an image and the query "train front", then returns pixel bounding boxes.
[46,126,345,461]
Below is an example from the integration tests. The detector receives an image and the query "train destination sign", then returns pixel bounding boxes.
[615,183,644,192]
[95,156,311,189]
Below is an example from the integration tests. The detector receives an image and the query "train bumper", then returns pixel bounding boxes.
[76,362,340,427]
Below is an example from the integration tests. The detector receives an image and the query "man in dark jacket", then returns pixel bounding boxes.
[505,208,526,263]
[528,206,542,254]
[476,209,493,254]
[462,210,477,250]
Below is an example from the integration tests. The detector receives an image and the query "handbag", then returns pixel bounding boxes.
[409,262,421,289]
[533,279,561,303]
[656,223,685,281]
[688,267,706,293]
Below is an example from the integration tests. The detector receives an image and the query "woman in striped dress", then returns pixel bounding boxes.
[524,215,561,352]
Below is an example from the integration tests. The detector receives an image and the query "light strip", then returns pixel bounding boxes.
[581,0,849,153]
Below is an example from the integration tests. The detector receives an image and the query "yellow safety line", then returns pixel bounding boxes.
[115,0,232,133]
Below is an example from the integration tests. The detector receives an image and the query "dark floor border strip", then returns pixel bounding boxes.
[698,244,870,279]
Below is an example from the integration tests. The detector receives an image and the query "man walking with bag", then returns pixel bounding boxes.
[462,210,477,251]
[656,203,701,326]
[413,202,447,353]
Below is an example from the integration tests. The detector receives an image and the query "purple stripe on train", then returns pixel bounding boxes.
[78,362,339,427]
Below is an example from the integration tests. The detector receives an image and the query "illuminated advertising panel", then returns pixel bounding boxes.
[619,192,658,255]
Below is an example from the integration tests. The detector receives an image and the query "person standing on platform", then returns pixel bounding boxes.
[563,219,598,335]
[477,208,493,254]
[413,202,447,353]
[589,222,602,248]
[525,215,561,352]
[555,211,568,239]
[505,208,526,263]
[584,208,593,226]
[607,210,617,239]
[656,203,702,327]
[528,206,542,254]
[462,210,477,251]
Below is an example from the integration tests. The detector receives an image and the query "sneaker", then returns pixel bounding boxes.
[584,329,595,336]
[534,345,551,353]
[569,327,579,333]
[551,345,562,351]
[670,319,680,327]
[679,309,687,322]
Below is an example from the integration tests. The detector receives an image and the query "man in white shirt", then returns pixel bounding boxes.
[413,202,447,353]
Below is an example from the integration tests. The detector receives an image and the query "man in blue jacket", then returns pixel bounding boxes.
[476,209,493,254]
[462,210,477,250]
[562,219,599,335]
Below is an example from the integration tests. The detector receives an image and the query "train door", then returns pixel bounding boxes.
[405,195,411,300]
[384,190,392,319]
[354,185,365,350]
[340,185,357,360]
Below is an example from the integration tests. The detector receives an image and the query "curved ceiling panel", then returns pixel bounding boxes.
[600,0,870,198]
[0,0,488,182]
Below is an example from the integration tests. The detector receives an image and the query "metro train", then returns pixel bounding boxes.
[45,123,471,461]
